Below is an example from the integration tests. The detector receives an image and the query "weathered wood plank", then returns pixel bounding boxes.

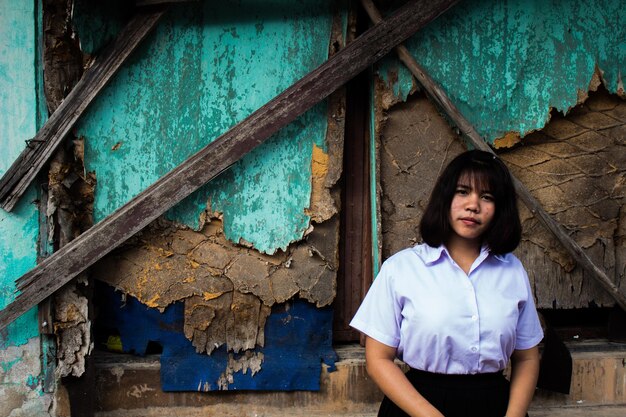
[0,0,460,330]
[0,6,168,211]
[360,0,626,310]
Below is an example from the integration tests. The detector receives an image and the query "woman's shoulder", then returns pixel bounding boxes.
[492,251,524,269]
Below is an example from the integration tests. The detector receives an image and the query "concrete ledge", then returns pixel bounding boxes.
[92,341,626,414]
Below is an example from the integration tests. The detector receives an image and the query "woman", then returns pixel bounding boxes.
[350,150,543,417]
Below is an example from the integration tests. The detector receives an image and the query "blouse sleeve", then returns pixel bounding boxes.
[349,260,402,348]
[515,267,544,350]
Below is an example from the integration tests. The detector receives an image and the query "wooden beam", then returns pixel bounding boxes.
[0,6,168,212]
[360,0,626,311]
[0,0,460,331]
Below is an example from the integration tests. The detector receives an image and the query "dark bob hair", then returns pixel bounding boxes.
[419,150,521,255]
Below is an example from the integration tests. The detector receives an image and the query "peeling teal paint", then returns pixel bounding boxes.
[0,0,40,348]
[26,374,39,390]
[378,0,625,142]
[74,0,334,254]
[1,357,22,373]
[370,74,380,278]
[0,0,47,411]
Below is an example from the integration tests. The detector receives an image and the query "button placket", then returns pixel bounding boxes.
[467,280,481,370]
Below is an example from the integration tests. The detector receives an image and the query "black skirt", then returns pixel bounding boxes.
[378,368,529,417]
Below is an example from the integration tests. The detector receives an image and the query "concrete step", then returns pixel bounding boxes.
[89,341,626,416]
[95,405,626,417]
[531,405,626,417]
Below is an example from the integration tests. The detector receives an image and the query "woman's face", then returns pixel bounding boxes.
[448,173,496,245]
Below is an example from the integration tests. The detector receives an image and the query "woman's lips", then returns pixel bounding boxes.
[460,217,480,225]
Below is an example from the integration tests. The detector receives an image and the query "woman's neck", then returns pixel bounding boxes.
[446,235,482,275]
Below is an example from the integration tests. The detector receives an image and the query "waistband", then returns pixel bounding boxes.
[406,368,506,389]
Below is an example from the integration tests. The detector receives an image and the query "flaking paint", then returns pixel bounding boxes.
[0,0,40,350]
[378,0,625,142]
[0,0,50,414]
[73,0,334,254]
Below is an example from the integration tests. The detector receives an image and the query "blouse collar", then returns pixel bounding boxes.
[417,243,509,265]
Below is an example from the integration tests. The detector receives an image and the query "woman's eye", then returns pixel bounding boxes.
[482,194,495,201]
[456,188,468,195]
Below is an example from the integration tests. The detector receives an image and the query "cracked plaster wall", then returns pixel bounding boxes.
[70,0,345,381]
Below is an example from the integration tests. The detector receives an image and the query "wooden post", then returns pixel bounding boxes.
[0,0,460,331]
[360,0,626,311]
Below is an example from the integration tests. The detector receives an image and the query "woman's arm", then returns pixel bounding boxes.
[365,337,444,417]
[505,346,540,417]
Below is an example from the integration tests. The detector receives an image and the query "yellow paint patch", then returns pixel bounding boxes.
[203,292,225,301]
[494,131,521,149]
[158,248,174,258]
[306,144,336,221]
[145,294,161,308]
[311,143,330,179]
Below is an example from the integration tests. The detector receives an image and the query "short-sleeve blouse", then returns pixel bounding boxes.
[350,243,544,374]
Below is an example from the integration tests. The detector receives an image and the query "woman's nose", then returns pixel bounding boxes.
[466,194,480,212]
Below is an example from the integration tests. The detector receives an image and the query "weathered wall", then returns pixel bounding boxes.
[504,90,625,308]
[73,0,337,253]
[0,0,52,415]
[378,89,624,308]
[378,0,625,143]
[375,0,625,309]
[69,0,345,391]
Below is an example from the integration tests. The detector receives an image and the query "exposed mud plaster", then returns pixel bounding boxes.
[41,0,96,384]
[378,93,466,259]
[216,351,264,391]
[94,214,339,354]
[378,88,625,309]
[47,140,96,379]
[502,89,626,308]
[42,0,83,114]
[54,284,92,378]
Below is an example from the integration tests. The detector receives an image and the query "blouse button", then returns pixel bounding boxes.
[470,346,478,352]
[471,315,478,321]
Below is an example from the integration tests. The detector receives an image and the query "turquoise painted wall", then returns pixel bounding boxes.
[74,0,334,254]
[0,0,40,349]
[379,0,625,142]
[0,2,49,413]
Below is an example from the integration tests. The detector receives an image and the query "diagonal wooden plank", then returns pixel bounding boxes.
[0,0,460,331]
[0,5,168,212]
[360,0,626,310]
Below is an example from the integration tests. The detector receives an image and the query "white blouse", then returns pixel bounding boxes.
[350,244,543,374]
